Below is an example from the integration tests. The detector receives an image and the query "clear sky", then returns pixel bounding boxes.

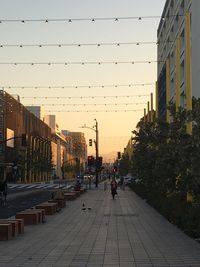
[0,0,166,158]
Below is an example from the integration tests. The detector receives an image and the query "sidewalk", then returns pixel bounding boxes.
[0,186,200,267]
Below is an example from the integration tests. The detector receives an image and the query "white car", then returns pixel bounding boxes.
[124,176,132,185]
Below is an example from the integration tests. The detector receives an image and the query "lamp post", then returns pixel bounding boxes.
[80,119,99,188]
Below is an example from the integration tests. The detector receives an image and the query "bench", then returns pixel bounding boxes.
[16,211,39,225]
[0,220,18,237]
[26,209,46,223]
[0,224,12,241]
[80,188,87,194]
[64,192,78,200]
[70,191,81,197]
[48,199,66,208]
[36,202,57,215]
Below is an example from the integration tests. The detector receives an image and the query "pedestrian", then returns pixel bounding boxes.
[74,180,81,191]
[88,176,91,189]
[110,177,118,200]
[3,180,8,204]
[0,179,8,206]
[104,181,107,191]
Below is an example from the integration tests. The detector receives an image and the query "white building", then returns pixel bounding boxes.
[157,0,200,119]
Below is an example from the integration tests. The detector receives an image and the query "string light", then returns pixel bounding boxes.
[0,15,184,24]
[0,41,172,48]
[25,102,146,106]
[0,60,160,66]
[3,83,154,90]
[21,94,149,99]
[43,109,143,113]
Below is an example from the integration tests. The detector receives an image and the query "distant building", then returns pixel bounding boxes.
[62,131,87,176]
[157,0,200,119]
[43,115,56,131]
[26,106,41,119]
[124,138,133,160]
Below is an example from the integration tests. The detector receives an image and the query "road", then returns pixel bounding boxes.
[0,181,74,219]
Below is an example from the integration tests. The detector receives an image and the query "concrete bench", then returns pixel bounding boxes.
[70,191,81,197]
[80,188,87,194]
[0,220,18,237]
[48,199,66,208]
[63,192,78,200]
[0,219,24,235]
[16,211,39,225]
[26,209,46,223]
[0,224,12,241]
[14,218,24,234]
[36,202,57,215]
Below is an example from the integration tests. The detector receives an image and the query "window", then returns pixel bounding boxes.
[180,59,185,84]
[180,0,184,15]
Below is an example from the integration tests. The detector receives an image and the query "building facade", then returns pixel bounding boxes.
[0,90,52,182]
[26,106,41,119]
[157,0,200,120]
[124,138,134,160]
[62,131,87,177]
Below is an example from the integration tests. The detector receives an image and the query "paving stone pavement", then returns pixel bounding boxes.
[0,186,200,267]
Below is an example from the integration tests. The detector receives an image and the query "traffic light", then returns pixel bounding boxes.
[117,152,121,159]
[89,139,92,146]
[21,134,27,147]
[88,156,95,166]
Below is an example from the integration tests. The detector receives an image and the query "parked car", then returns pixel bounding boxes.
[124,176,132,185]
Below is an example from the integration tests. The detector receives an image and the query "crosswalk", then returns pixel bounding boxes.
[8,182,74,191]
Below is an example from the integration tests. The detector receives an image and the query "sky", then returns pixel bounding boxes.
[0,0,166,159]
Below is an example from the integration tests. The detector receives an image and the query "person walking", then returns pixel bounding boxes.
[0,179,8,206]
[110,177,118,200]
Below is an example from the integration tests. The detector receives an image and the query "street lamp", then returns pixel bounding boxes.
[80,119,99,187]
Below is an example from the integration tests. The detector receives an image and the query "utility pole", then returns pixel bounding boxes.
[94,119,99,188]
[80,119,99,188]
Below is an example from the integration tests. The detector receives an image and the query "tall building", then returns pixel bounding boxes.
[157,0,200,120]
[62,131,87,176]
[26,106,41,119]
[43,115,56,131]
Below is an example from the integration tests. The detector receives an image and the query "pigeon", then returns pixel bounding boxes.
[82,203,86,210]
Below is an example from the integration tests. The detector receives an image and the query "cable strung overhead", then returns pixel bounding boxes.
[21,94,148,99]
[0,60,159,66]
[43,109,143,113]
[26,102,146,106]
[0,41,172,48]
[0,14,184,23]
[3,83,154,89]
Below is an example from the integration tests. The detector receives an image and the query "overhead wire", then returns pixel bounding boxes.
[0,60,160,66]
[21,94,149,99]
[0,40,172,48]
[0,14,184,23]
[43,109,144,113]
[2,83,154,89]
[25,102,146,106]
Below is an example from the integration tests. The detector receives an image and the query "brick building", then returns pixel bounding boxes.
[0,90,52,182]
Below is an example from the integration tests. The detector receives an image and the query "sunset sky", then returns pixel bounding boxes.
[0,0,166,158]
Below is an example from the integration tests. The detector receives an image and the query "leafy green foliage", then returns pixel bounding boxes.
[130,98,200,238]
